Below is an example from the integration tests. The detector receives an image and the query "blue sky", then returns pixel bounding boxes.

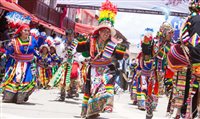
[114,12,174,44]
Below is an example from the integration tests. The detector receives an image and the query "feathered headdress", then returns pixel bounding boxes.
[93,0,117,36]
[98,0,117,27]
[141,28,154,56]
[159,22,174,38]
[141,28,154,45]
[30,28,40,40]
[5,11,31,29]
[45,36,54,46]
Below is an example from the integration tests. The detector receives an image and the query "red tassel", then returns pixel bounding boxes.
[154,81,159,95]
[148,81,152,96]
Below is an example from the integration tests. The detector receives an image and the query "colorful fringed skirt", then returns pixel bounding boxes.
[38,66,51,88]
[137,75,147,109]
[131,74,138,104]
[81,64,115,117]
[1,60,37,103]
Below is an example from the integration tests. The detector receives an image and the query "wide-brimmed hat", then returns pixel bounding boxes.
[49,45,57,53]
[39,44,50,52]
[93,23,116,37]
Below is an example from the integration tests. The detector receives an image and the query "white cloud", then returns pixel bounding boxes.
[115,12,174,44]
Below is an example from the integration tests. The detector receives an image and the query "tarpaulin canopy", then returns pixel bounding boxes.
[0,0,30,15]
[0,0,65,35]
[75,23,95,34]
[57,0,189,17]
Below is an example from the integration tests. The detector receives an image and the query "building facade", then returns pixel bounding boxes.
[18,0,76,30]
[129,43,141,59]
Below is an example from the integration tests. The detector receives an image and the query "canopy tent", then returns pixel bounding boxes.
[0,0,30,16]
[57,0,189,17]
[75,23,95,34]
[0,0,65,35]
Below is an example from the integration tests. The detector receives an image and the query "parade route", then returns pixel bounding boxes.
[1,89,169,119]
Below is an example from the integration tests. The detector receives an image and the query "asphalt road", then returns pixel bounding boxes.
[0,88,169,119]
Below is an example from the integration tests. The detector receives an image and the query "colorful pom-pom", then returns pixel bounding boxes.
[98,0,117,26]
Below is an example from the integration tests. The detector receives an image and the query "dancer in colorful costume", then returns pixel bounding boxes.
[131,29,155,115]
[130,53,149,107]
[50,29,78,101]
[0,12,45,103]
[49,44,61,77]
[167,1,200,118]
[154,23,174,96]
[139,29,157,119]
[37,44,51,89]
[78,0,126,118]
[0,43,6,82]
[67,59,80,98]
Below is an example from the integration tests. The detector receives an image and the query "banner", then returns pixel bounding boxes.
[171,16,184,41]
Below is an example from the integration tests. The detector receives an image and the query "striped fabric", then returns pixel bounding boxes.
[13,54,34,62]
[189,33,200,47]
[102,41,117,59]
[62,39,79,88]
[105,84,114,94]
[167,44,189,70]
[173,71,187,108]
[39,68,48,87]
[82,93,90,107]
[181,19,190,43]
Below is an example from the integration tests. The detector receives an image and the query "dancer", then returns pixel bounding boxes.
[155,22,174,96]
[0,12,45,103]
[67,59,80,98]
[49,44,61,77]
[37,44,51,89]
[50,29,78,101]
[130,53,141,105]
[78,0,127,118]
[132,29,155,113]
[167,0,200,118]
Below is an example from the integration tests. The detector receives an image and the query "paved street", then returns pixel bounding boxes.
[0,89,169,119]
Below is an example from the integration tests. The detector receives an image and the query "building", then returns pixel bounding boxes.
[76,9,98,26]
[56,0,98,34]
[18,0,76,31]
[129,43,141,59]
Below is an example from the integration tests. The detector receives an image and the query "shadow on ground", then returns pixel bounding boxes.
[49,99,81,105]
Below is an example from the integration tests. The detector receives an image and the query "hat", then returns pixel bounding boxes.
[50,45,57,53]
[30,28,40,39]
[39,44,50,52]
[15,24,30,35]
[93,0,117,37]
[45,36,54,46]
[159,22,173,38]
